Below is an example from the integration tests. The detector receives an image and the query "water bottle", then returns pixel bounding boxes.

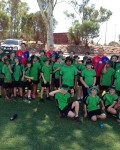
[10,114,18,121]
[98,120,104,128]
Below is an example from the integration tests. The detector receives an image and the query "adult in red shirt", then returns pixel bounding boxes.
[46,45,55,57]
[16,43,29,66]
[92,48,109,86]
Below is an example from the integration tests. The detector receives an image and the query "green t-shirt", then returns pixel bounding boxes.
[13,64,22,81]
[78,63,86,72]
[53,63,61,79]
[30,61,41,81]
[116,62,120,71]
[24,67,31,82]
[10,59,15,66]
[115,69,120,91]
[81,68,96,86]
[42,64,52,82]
[102,93,118,106]
[39,55,46,67]
[60,65,77,87]
[55,92,70,110]
[85,95,100,112]
[101,68,115,86]
[2,64,12,82]
[0,61,4,78]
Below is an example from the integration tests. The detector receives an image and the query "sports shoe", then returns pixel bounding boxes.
[74,116,81,122]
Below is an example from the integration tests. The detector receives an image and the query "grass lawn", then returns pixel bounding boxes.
[0,96,120,150]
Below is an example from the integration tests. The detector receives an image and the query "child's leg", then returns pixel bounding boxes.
[77,86,83,100]
[4,88,7,97]
[32,83,37,95]
[40,87,44,99]
[107,107,117,115]
[46,87,50,98]
[97,113,106,119]
[19,87,23,97]
[28,90,31,98]
[14,87,17,97]
[91,115,97,121]
[72,101,79,117]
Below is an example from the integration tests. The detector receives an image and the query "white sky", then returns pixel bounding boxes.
[22,0,120,45]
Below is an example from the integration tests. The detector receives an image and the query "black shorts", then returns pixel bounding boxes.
[41,82,50,87]
[88,109,102,118]
[54,79,59,88]
[23,81,32,90]
[105,105,111,109]
[96,76,100,86]
[3,82,12,88]
[13,81,22,88]
[78,80,82,86]
[0,78,3,86]
[100,85,109,91]
[60,103,74,116]
[32,80,39,84]
[116,91,120,96]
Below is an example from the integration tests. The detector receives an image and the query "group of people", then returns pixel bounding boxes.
[0,44,120,123]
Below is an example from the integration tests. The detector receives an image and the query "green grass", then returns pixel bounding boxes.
[0,96,120,150]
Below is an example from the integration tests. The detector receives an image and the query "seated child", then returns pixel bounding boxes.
[101,86,118,115]
[49,84,80,122]
[84,86,106,121]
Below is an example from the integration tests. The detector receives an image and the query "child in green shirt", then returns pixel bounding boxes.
[84,86,106,121]
[30,56,41,99]
[2,59,13,100]
[40,58,52,102]
[100,61,115,93]
[12,56,22,98]
[39,50,46,67]
[101,86,118,116]
[80,60,96,101]
[49,84,80,122]
[53,56,61,89]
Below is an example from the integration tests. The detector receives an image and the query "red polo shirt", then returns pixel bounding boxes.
[92,55,105,77]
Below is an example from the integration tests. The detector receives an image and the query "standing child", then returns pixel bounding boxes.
[53,56,61,89]
[39,50,46,67]
[2,59,13,100]
[80,60,96,101]
[30,56,41,99]
[23,61,33,100]
[12,56,23,99]
[40,58,52,102]
[100,61,115,94]
[84,86,106,121]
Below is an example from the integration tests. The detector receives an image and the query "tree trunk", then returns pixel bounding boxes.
[47,0,54,49]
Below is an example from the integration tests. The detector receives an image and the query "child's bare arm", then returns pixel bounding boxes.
[80,77,89,88]
[49,89,61,96]
[41,72,46,83]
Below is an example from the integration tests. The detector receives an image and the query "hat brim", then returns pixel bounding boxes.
[88,86,99,94]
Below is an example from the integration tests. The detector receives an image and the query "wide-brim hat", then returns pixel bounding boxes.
[108,85,116,91]
[88,86,99,94]
[62,84,70,90]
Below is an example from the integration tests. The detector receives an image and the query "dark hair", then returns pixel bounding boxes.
[21,43,27,47]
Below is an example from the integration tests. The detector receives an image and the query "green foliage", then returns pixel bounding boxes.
[0,10,10,39]
[108,41,120,46]
[66,0,112,45]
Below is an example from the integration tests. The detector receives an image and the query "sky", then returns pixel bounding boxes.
[22,0,120,45]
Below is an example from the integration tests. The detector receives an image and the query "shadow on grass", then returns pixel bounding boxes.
[0,98,120,150]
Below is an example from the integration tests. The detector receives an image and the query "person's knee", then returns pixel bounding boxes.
[74,101,79,106]
[91,116,97,121]
[100,113,106,119]
[67,111,75,118]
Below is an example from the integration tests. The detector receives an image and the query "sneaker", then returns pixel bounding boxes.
[5,96,10,101]
[40,98,45,103]
[32,94,36,99]
[27,97,32,100]
[25,92,28,97]
[46,97,52,101]
[74,116,81,122]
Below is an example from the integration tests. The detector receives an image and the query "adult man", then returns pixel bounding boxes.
[92,48,109,86]
[60,56,77,89]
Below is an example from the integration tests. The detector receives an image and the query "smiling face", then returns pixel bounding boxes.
[98,48,104,57]
[111,56,118,62]
[109,89,115,95]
